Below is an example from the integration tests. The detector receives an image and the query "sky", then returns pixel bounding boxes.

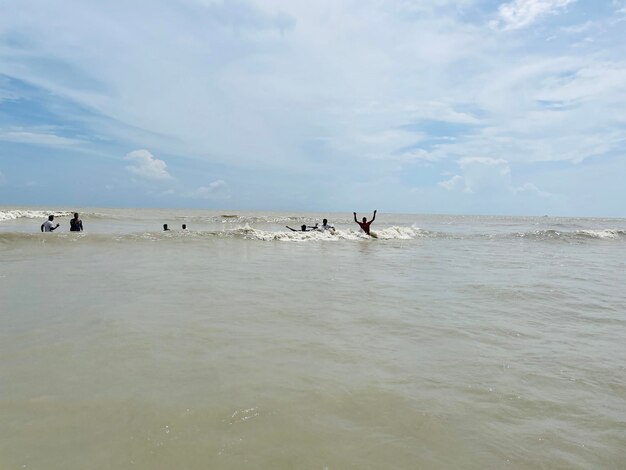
[1,0,625,216]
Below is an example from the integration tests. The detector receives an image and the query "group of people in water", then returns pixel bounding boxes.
[40,213,83,232]
[163,224,186,231]
[41,210,378,236]
[286,210,377,236]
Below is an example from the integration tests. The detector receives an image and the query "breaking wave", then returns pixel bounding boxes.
[173,214,356,224]
[0,210,74,221]
[510,229,626,241]
[227,226,432,241]
[1,226,624,246]
[0,226,432,245]
[0,209,107,222]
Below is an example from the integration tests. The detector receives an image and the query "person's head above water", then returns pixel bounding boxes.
[48,215,54,221]
[323,218,328,225]
[301,224,307,231]
[163,224,169,231]
[73,212,79,219]
[362,217,367,223]
[182,224,187,230]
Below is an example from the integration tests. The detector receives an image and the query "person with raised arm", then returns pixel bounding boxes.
[41,215,60,232]
[286,224,314,232]
[353,210,376,236]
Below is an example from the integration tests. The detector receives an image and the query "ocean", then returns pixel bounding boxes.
[1,207,625,469]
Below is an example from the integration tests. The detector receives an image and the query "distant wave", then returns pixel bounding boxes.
[0,210,73,221]
[510,229,626,241]
[1,227,624,245]
[575,229,626,239]
[0,209,107,222]
[0,226,432,244]
[172,214,355,224]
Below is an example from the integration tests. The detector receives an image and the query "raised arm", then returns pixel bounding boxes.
[353,212,358,223]
[286,226,297,232]
[371,210,377,222]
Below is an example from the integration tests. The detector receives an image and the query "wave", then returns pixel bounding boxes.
[510,229,626,241]
[172,214,355,224]
[1,227,624,246]
[0,209,108,222]
[0,210,74,221]
[0,226,432,244]
[228,226,432,241]
[575,229,626,239]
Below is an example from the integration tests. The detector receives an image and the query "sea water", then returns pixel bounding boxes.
[1,207,625,469]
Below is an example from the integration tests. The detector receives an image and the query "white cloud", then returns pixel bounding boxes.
[439,157,550,197]
[190,180,228,198]
[614,1,626,14]
[512,182,551,197]
[0,127,83,146]
[456,157,511,193]
[124,149,172,180]
[561,21,593,33]
[438,174,463,191]
[493,0,575,30]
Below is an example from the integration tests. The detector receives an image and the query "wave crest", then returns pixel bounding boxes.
[1,226,624,245]
[0,210,74,221]
[513,229,626,241]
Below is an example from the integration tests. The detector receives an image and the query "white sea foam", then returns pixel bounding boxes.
[512,229,626,241]
[576,229,625,239]
[0,209,73,222]
[227,225,429,241]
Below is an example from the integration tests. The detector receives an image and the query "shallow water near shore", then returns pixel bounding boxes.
[1,207,625,469]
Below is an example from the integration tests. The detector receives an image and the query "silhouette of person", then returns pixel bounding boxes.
[70,212,83,232]
[286,224,313,232]
[353,210,376,235]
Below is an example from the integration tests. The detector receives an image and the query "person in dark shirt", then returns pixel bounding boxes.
[69,212,83,232]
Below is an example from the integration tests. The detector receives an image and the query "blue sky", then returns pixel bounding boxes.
[1,0,625,216]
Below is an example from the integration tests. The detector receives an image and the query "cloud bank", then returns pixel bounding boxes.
[0,0,625,215]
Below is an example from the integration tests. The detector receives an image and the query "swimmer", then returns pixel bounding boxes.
[286,224,314,232]
[320,218,335,232]
[353,210,376,236]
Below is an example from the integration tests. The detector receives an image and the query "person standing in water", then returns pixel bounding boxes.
[41,215,60,232]
[69,213,83,232]
[353,210,376,235]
